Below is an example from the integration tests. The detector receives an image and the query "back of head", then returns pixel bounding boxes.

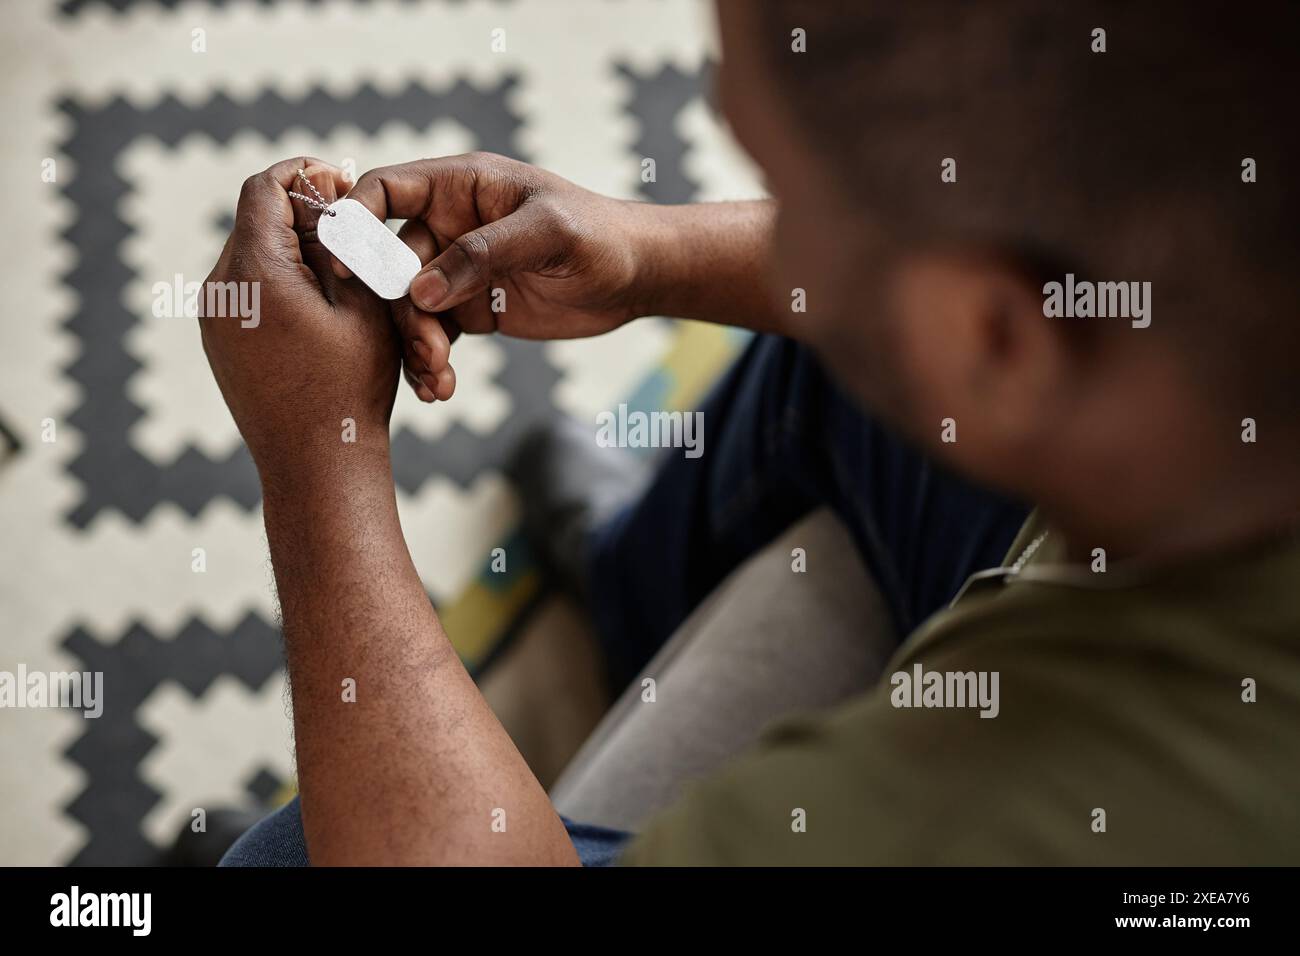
[756,0,1299,421]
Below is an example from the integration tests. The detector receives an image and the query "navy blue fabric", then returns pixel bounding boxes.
[588,333,1030,688]
[218,796,630,867]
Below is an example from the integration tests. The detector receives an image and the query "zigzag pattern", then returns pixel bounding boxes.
[59,78,527,527]
[620,61,715,204]
[59,0,479,16]
[61,612,285,865]
[3,0,753,866]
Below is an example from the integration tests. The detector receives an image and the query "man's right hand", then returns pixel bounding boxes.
[344,153,649,401]
[344,152,780,403]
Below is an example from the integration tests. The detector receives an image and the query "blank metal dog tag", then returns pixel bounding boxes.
[317,198,421,300]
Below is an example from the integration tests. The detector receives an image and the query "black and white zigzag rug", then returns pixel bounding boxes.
[0,0,760,865]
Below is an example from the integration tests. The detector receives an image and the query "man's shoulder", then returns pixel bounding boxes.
[625,585,1300,866]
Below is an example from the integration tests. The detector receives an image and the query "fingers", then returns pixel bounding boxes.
[329,157,454,280]
[408,203,556,313]
[347,154,499,223]
[236,156,333,256]
[404,364,436,404]
[402,341,456,403]
[393,220,449,361]
[293,164,356,301]
[400,322,454,402]
[233,157,359,300]
[432,363,456,401]
[289,164,347,232]
[394,219,456,402]
[340,152,539,283]
[336,157,464,281]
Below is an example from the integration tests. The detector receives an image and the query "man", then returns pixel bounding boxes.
[207,1,1299,865]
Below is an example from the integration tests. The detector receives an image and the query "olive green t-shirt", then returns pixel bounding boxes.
[622,515,1300,865]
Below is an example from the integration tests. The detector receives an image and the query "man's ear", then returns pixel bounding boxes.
[891,250,1071,463]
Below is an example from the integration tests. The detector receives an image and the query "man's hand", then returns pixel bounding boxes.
[341,152,641,403]
[342,152,781,403]
[199,158,400,478]
[198,156,579,866]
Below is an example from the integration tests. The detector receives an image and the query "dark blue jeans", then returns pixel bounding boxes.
[219,796,627,867]
[222,334,1027,867]
[588,333,1028,689]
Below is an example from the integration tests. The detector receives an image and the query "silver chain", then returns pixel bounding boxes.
[288,169,337,216]
[1007,530,1050,574]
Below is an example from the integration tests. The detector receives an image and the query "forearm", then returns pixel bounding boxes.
[260,447,577,866]
[628,199,790,335]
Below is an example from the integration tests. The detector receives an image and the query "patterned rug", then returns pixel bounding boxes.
[0,0,760,865]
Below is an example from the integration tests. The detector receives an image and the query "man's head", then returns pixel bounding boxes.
[715,0,1297,548]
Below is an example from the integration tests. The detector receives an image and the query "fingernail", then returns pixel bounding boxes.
[411,339,432,371]
[421,371,439,399]
[411,267,450,311]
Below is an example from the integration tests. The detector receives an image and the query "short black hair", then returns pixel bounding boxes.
[756,1,1299,420]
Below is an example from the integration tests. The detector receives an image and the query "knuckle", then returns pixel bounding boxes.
[465,150,502,168]
[238,174,263,203]
[452,232,492,284]
[349,168,374,192]
[420,321,450,366]
[466,151,522,185]
[348,169,381,202]
[537,202,585,262]
[357,162,390,185]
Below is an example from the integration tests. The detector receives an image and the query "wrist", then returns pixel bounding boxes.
[257,438,419,655]
[249,402,392,486]
[620,199,787,335]
[257,432,393,510]
[622,201,687,320]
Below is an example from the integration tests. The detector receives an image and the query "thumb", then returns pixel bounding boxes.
[408,204,554,313]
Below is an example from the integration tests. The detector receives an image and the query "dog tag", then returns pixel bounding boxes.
[317,199,421,300]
